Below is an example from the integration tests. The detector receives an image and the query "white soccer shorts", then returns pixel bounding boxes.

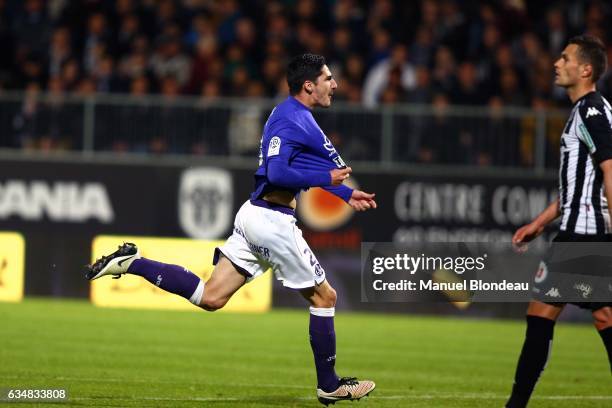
[214,200,326,289]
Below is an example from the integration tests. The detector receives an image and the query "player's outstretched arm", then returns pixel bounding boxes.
[348,190,377,211]
[512,198,560,251]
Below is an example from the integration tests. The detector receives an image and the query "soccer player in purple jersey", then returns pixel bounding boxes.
[86,54,377,405]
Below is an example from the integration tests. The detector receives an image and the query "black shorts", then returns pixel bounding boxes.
[532,231,612,311]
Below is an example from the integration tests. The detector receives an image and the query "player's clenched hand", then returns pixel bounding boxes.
[330,167,352,185]
[512,222,543,253]
[348,190,377,211]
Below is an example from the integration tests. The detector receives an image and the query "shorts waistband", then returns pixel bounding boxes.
[250,199,295,216]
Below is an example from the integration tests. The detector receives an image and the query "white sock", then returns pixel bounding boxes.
[189,280,205,305]
[309,306,335,317]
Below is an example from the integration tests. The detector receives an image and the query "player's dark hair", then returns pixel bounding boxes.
[286,54,326,95]
[568,35,608,82]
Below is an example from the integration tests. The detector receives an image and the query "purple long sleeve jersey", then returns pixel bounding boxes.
[250,96,353,202]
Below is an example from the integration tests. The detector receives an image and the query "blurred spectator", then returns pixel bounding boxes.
[117,35,152,82]
[12,82,42,148]
[234,17,259,63]
[410,25,435,67]
[150,35,191,87]
[498,68,528,107]
[93,56,122,93]
[261,57,284,96]
[450,61,484,105]
[405,65,432,104]
[48,27,73,78]
[431,45,456,94]
[12,0,51,59]
[423,93,455,163]
[367,27,392,67]
[14,55,46,89]
[363,44,416,107]
[541,7,568,57]
[60,58,80,91]
[343,54,366,84]
[83,12,112,75]
[116,13,141,56]
[186,35,218,93]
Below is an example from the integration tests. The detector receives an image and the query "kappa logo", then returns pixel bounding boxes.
[586,107,601,118]
[545,287,561,298]
[155,274,163,286]
[179,168,233,239]
[573,282,592,299]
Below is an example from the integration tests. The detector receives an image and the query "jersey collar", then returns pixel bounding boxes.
[574,90,597,106]
[288,96,310,111]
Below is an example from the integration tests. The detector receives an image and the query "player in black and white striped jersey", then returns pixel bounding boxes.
[506,35,612,408]
[559,87,612,234]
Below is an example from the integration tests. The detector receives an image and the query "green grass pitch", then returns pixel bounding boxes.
[1,299,610,407]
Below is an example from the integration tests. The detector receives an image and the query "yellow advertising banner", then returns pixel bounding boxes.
[0,232,25,302]
[90,236,271,312]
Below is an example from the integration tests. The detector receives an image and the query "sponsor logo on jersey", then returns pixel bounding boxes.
[333,156,347,168]
[268,136,281,157]
[573,282,592,299]
[586,107,601,118]
[178,168,233,239]
[322,134,338,156]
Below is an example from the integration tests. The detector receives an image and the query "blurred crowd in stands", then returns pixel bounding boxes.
[2,0,612,106]
[0,0,610,165]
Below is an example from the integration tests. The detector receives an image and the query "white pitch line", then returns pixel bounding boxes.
[2,376,611,401]
[65,394,612,402]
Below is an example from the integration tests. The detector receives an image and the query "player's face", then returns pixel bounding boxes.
[554,44,588,88]
[311,65,338,108]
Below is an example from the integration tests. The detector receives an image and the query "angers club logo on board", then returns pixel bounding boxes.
[178,168,233,239]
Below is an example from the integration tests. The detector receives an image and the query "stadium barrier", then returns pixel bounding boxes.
[0,92,568,170]
[0,154,557,316]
